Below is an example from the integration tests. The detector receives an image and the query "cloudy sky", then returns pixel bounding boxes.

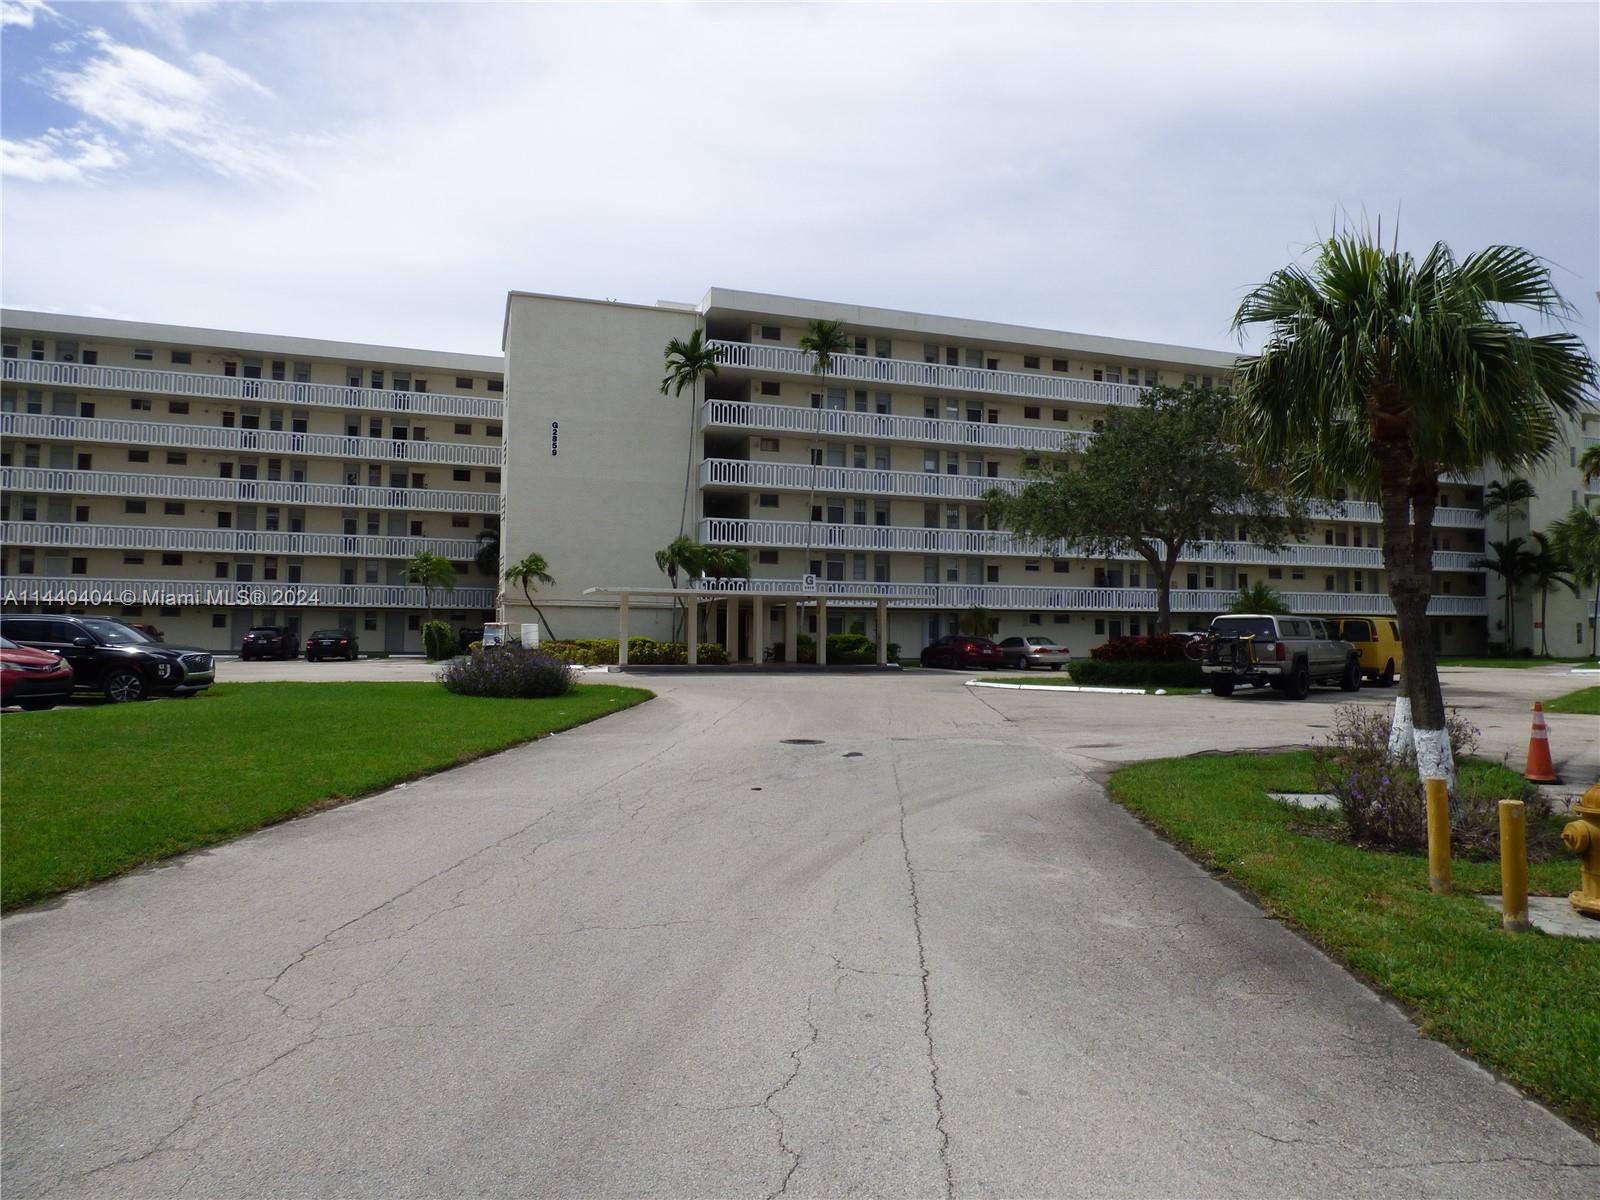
[2,1,1595,358]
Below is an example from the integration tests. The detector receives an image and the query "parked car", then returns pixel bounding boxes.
[0,615,214,703]
[0,634,75,710]
[241,626,300,661]
[1327,617,1403,687]
[997,635,1071,670]
[306,629,359,662]
[1200,614,1360,700]
[920,635,1006,670]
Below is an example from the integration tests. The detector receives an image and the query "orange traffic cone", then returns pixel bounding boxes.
[1523,701,1561,784]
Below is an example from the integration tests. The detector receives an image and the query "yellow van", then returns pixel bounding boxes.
[1330,617,1403,686]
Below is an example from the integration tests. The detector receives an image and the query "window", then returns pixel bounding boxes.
[215,562,229,578]
[1024,560,1041,573]
[1052,409,1069,422]
[212,613,227,628]
[1092,369,1103,382]
[454,422,472,435]
[1094,619,1105,635]
[486,380,503,393]
[486,424,502,437]
[163,502,185,515]
[217,512,233,528]
[1053,559,1071,573]
[485,470,501,483]
[1126,368,1140,386]
[70,556,87,574]
[758,549,779,565]
[1105,368,1121,384]
[410,521,424,536]
[75,506,89,522]
[162,553,182,566]
[76,453,92,470]
[123,551,145,565]
[131,396,152,412]
[168,349,192,365]
[758,493,779,508]
[81,350,98,364]
[80,401,94,418]
[133,346,153,361]
[759,381,781,396]
[129,449,149,463]
[30,339,44,360]
[758,437,780,452]
[453,469,471,482]
[125,499,146,514]
[1051,358,1069,372]
[760,325,780,340]
[1268,567,1283,580]
[1023,355,1040,369]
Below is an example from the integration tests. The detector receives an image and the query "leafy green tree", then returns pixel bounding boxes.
[959,606,997,636]
[986,386,1303,636]
[1475,538,1538,651]
[655,535,708,642]
[1231,229,1596,784]
[1549,505,1600,658]
[504,552,557,640]
[1527,531,1578,658]
[701,547,750,581]
[474,519,500,576]
[1228,582,1290,615]
[404,551,457,624]
[1579,443,1600,485]
[798,319,850,554]
[660,330,725,538]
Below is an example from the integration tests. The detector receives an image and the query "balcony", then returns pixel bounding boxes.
[690,576,1487,617]
[3,358,504,421]
[1,521,483,562]
[1,467,500,514]
[2,412,503,467]
[701,399,1091,454]
[700,458,1023,502]
[0,574,495,610]
[708,341,1149,408]
[698,517,1486,573]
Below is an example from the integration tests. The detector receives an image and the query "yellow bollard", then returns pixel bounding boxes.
[1425,777,1451,895]
[1498,799,1531,933]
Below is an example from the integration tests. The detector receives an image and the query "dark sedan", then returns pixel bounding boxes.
[241,626,300,661]
[306,629,359,662]
[919,635,1005,670]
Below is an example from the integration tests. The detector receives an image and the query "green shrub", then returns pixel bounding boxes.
[421,620,454,662]
[437,645,573,698]
[827,632,877,664]
[545,637,726,665]
[1068,660,1205,688]
[468,640,483,655]
[1090,635,1188,662]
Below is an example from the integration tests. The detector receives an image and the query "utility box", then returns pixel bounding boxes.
[521,622,540,647]
[482,622,509,647]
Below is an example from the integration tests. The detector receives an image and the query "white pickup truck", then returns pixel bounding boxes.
[1201,613,1362,700]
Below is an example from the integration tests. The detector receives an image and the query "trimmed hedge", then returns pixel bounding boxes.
[421,620,454,662]
[542,638,728,666]
[1067,659,1205,688]
[437,646,574,698]
[769,633,899,664]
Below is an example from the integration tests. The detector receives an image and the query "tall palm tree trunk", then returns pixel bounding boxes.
[804,372,827,571]
[680,379,697,540]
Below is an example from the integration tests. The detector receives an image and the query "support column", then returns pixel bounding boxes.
[686,593,698,666]
[752,594,765,664]
[816,597,828,666]
[784,602,797,664]
[876,599,889,666]
[617,594,630,667]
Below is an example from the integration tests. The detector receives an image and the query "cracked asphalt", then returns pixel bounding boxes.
[3,668,1597,1198]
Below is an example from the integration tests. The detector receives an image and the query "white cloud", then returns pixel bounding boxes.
[0,0,56,29]
[124,0,217,51]
[0,126,124,183]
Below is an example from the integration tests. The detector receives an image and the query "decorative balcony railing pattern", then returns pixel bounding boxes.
[708,341,1151,409]
[2,358,504,421]
[697,518,1486,573]
[1,412,503,467]
[1,521,482,561]
[689,576,1487,617]
[700,399,1092,454]
[1,467,500,513]
[700,458,1024,502]
[0,574,495,611]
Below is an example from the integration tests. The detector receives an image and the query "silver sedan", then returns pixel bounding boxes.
[998,635,1072,670]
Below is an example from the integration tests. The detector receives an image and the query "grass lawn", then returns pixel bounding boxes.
[1436,655,1600,669]
[1544,685,1600,716]
[1109,751,1600,1133]
[974,677,1201,695]
[0,681,652,911]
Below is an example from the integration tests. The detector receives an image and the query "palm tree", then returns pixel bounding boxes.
[660,330,724,540]
[1228,582,1289,615]
[1231,229,1596,787]
[404,551,457,623]
[1476,538,1538,653]
[1526,532,1577,657]
[504,552,557,640]
[1550,505,1600,658]
[474,520,500,576]
[701,547,751,581]
[1579,443,1600,485]
[798,319,851,559]
[1481,477,1536,546]
[654,535,707,642]
[959,606,997,637]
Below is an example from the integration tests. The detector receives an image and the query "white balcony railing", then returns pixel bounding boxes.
[697,517,1486,573]
[2,358,504,421]
[0,467,499,514]
[708,341,1151,409]
[700,457,1024,502]
[0,574,495,611]
[1,521,482,562]
[690,576,1487,617]
[1,412,503,467]
[701,399,1092,454]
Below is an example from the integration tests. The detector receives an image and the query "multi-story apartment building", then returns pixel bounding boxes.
[1,311,504,652]
[501,288,1599,659]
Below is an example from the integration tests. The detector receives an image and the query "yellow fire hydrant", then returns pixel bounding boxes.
[1562,781,1600,919]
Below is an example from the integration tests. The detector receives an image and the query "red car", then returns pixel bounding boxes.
[919,635,1006,669]
[1,635,75,711]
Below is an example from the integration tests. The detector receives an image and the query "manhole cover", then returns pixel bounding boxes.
[781,738,825,745]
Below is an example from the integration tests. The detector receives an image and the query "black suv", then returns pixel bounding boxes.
[0,615,215,703]
[241,626,299,661]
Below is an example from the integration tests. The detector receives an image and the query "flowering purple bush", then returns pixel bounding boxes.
[437,645,574,699]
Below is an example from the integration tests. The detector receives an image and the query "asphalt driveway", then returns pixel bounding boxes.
[3,669,1596,1197]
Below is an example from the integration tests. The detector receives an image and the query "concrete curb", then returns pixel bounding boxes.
[965,679,1149,695]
